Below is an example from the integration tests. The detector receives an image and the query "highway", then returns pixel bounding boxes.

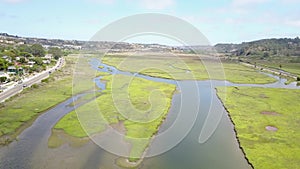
[0,58,64,102]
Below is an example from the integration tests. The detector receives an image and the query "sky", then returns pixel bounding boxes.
[0,0,300,45]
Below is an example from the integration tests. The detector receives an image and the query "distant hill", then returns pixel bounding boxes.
[215,37,300,58]
[0,33,173,52]
[2,33,300,57]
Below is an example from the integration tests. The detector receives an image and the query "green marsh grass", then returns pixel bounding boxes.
[102,54,277,84]
[53,73,176,161]
[0,54,96,144]
[217,87,300,169]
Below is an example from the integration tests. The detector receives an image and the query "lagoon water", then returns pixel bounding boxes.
[0,58,298,169]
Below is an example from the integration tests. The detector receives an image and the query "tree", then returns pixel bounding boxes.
[0,58,8,71]
[30,44,45,57]
[17,44,32,54]
[29,65,43,73]
[19,52,33,58]
[33,57,43,66]
[263,52,269,58]
[48,47,63,60]
[0,77,7,83]
[3,50,16,58]
[0,46,5,53]
[19,57,26,64]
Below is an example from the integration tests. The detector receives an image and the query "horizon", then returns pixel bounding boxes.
[1,0,300,45]
[1,32,299,47]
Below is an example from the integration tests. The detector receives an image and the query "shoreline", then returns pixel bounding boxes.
[0,88,98,147]
[0,95,72,146]
[115,88,177,168]
[215,88,255,169]
[101,58,278,85]
[0,55,96,147]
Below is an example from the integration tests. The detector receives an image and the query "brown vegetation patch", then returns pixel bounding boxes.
[110,121,126,134]
[259,94,269,98]
[261,111,279,116]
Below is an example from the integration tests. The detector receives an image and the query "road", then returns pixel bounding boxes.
[240,61,298,80]
[0,58,64,102]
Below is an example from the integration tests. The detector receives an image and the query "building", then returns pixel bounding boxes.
[44,54,53,60]
[7,66,17,74]
[27,61,35,67]
[2,55,11,63]
[18,67,24,75]
[42,60,51,64]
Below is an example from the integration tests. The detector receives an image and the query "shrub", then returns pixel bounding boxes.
[31,84,39,89]
[41,78,49,83]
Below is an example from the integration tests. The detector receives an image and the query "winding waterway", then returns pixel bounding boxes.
[0,58,299,169]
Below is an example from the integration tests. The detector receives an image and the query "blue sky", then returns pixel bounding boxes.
[0,0,299,45]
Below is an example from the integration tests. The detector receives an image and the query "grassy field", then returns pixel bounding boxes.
[217,87,300,169]
[101,54,277,84]
[279,63,300,76]
[52,73,176,161]
[244,58,300,76]
[0,54,95,145]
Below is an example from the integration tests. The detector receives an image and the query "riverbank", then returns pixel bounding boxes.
[1,54,270,168]
[52,73,176,166]
[0,54,94,145]
[2,52,296,168]
[216,87,300,169]
[240,61,299,84]
[101,53,277,84]
[216,88,254,169]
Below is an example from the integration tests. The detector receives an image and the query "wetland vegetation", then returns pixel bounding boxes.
[101,54,277,84]
[0,54,96,145]
[1,51,299,169]
[52,73,176,161]
[217,87,300,169]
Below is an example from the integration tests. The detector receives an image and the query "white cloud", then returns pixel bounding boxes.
[279,0,300,3]
[1,0,26,3]
[140,0,175,10]
[88,0,115,4]
[232,0,271,7]
[218,0,272,16]
[286,20,300,28]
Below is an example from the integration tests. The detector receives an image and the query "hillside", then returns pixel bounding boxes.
[215,37,300,61]
[0,33,173,52]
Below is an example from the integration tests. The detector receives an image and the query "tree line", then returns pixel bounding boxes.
[0,44,63,71]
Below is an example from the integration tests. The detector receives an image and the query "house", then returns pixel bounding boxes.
[42,60,51,64]
[18,67,24,75]
[43,54,53,64]
[27,61,35,67]
[7,66,17,74]
[44,54,52,60]
[14,62,22,67]
[2,55,8,59]
[2,55,11,63]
